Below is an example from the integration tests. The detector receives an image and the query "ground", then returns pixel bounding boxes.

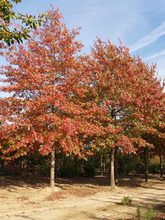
[0,175,164,220]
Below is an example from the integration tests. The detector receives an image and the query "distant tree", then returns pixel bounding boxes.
[144,117,165,179]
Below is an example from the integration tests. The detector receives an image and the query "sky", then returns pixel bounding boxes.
[9,0,165,79]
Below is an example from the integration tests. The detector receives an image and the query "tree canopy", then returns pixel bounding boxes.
[0,7,164,187]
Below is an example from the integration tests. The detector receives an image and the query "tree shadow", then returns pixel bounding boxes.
[117,174,165,189]
[0,174,164,191]
[0,175,49,190]
[56,176,109,186]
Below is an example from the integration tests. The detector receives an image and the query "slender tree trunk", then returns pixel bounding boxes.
[100,152,103,176]
[0,160,4,173]
[74,155,78,176]
[50,151,55,188]
[115,148,118,183]
[145,147,149,182]
[109,148,115,187]
[160,155,163,178]
[137,155,140,174]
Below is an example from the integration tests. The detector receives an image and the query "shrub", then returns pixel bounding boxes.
[144,208,154,220]
[121,196,132,206]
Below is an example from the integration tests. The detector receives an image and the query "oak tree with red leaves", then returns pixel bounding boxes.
[81,39,165,186]
[0,9,164,188]
[0,9,103,187]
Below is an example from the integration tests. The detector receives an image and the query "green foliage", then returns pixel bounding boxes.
[59,157,76,177]
[57,155,96,178]
[121,196,132,206]
[136,207,154,220]
[84,160,96,177]
[117,154,139,176]
[60,164,76,177]
[149,163,162,174]
[0,0,45,45]
[39,164,50,177]
[144,208,154,220]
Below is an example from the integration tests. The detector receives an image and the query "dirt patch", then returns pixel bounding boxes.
[0,176,164,219]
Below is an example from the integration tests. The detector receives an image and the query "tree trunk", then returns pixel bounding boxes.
[137,155,140,174]
[74,155,78,176]
[0,160,4,173]
[100,152,103,176]
[109,148,115,187]
[114,148,118,183]
[145,147,149,182]
[160,155,163,178]
[50,151,55,188]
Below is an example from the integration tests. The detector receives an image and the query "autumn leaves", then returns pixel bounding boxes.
[0,9,164,187]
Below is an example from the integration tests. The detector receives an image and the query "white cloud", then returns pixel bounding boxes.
[130,22,165,52]
[63,0,146,52]
[145,49,165,61]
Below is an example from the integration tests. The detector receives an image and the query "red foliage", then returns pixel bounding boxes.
[0,9,102,159]
[78,39,165,153]
[0,10,164,161]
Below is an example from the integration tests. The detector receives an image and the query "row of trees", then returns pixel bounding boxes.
[0,8,165,187]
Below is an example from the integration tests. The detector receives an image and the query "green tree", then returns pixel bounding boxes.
[0,0,44,45]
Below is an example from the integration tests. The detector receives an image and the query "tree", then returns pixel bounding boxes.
[0,0,44,45]
[1,8,164,187]
[0,8,102,187]
[81,39,165,186]
[143,117,165,179]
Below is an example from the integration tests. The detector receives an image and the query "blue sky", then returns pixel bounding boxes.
[11,0,165,79]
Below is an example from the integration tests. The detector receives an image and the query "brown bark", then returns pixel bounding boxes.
[100,152,104,176]
[50,151,55,188]
[109,148,115,187]
[160,155,163,178]
[114,148,118,183]
[145,147,149,182]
